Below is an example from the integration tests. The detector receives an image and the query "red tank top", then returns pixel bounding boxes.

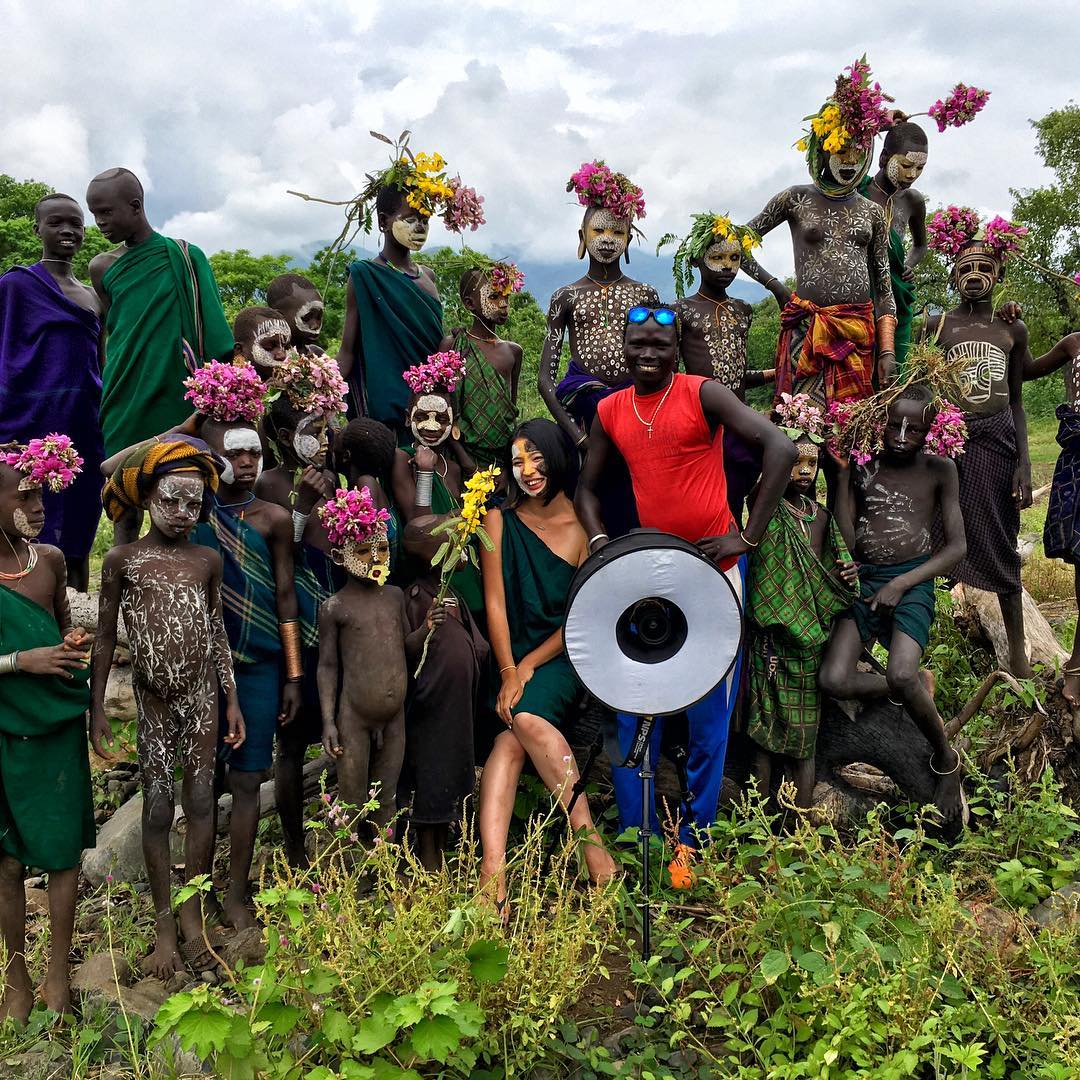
[597,373,736,554]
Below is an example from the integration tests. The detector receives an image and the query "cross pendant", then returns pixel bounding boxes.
[647,425,653,439]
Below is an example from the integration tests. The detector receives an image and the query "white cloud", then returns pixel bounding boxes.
[0,0,1072,283]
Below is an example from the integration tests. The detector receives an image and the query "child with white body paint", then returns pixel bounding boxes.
[92,435,244,978]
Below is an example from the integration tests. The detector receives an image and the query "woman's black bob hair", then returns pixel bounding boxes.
[505,418,578,508]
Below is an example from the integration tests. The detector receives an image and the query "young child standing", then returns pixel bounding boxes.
[93,436,244,977]
[745,400,858,807]
[0,437,93,1021]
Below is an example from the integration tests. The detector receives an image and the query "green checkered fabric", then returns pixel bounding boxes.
[455,333,518,469]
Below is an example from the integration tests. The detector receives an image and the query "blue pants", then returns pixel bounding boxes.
[612,555,745,848]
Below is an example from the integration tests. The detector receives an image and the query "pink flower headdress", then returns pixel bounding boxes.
[567,160,646,223]
[489,261,525,296]
[775,393,826,443]
[403,350,466,396]
[183,360,265,424]
[927,206,1029,265]
[267,350,348,418]
[318,485,391,548]
[3,435,83,492]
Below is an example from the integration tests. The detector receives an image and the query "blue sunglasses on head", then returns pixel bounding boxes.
[626,305,677,326]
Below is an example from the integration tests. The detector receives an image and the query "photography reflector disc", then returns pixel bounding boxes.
[564,531,743,716]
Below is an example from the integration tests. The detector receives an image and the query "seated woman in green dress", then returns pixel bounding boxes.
[477,420,617,918]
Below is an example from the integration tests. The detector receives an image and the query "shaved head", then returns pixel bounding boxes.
[88,167,144,200]
[34,193,81,222]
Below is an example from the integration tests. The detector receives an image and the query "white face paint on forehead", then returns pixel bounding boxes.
[886,150,928,187]
[220,427,263,486]
[149,474,204,536]
[293,413,328,466]
[478,282,506,322]
[702,239,741,274]
[410,393,454,447]
[584,208,630,264]
[251,318,291,368]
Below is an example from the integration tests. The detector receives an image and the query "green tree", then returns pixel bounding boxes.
[208,248,293,322]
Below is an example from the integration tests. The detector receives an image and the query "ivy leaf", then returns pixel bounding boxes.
[410,1015,462,1063]
[352,1012,399,1055]
[174,1009,232,1056]
[322,1008,354,1045]
[759,950,790,984]
[384,994,424,1029]
[466,939,509,984]
[441,998,485,1038]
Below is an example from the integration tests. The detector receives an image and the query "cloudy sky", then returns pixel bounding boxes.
[2,0,1073,286]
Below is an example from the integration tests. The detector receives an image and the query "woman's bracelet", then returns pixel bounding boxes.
[415,469,434,506]
[499,664,516,674]
[291,510,309,542]
[0,652,20,676]
[740,531,760,549]
[588,533,609,550]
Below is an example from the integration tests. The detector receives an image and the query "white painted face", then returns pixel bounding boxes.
[702,239,742,276]
[293,413,329,467]
[826,144,869,188]
[250,318,292,369]
[219,427,263,486]
[511,437,547,499]
[149,474,204,539]
[12,507,40,539]
[391,214,429,251]
[583,209,630,263]
[293,299,324,343]
[886,150,928,189]
[479,282,509,324]
[410,393,454,447]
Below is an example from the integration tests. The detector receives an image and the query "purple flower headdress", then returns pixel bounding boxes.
[567,160,646,223]
[403,350,466,396]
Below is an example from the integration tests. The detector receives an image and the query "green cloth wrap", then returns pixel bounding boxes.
[746,503,857,760]
[100,233,233,455]
[346,259,444,428]
[489,510,580,727]
[0,587,94,870]
[848,554,936,651]
[454,332,518,471]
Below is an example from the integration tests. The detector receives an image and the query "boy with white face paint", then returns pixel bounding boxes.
[0,441,94,1022]
[267,274,327,356]
[94,436,244,979]
[233,306,292,380]
[192,416,302,929]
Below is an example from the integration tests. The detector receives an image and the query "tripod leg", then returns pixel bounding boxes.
[640,739,653,961]
[669,742,694,823]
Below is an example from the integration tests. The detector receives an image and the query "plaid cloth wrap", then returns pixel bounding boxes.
[454,331,518,471]
[101,434,220,522]
[1044,404,1080,566]
[953,409,1022,594]
[191,501,281,665]
[773,295,876,407]
[745,502,857,760]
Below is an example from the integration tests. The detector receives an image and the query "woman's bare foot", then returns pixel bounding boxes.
[40,966,71,1015]
[222,893,257,931]
[142,915,185,980]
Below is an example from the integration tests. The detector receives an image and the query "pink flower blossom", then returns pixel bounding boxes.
[982,215,1029,263]
[831,57,893,152]
[3,434,83,493]
[927,205,981,259]
[567,160,646,222]
[775,393,825,440]
[317,486,391,547]
[489,262,525,296]
[403,350,466,395]
[924,401,967,459]
[927,84,990,133]
[270,350,348,417]
[184,360,265,424]
[442,177,486,233]
[1073,272,1080,287]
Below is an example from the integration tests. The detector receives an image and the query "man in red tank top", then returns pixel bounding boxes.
[577,306,797,876]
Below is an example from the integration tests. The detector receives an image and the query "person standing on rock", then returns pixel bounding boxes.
[0,439,94,1021]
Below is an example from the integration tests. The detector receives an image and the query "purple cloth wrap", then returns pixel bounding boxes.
[0,264,103,559]
[722,429,762,524]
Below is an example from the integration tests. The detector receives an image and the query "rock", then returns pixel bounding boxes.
[199,969,217,985]
[222,925,266,970]
[120,976,172,1022]
[24,887,49,916]
[0,1045,68,1079]
[105,768,132,781]
[1030,882,1080,929]
[151,1034,209,1077]
[107,779,123,794]
[103,664,137,725]
[71,950,132,996]
[957,901,1022,958]
[951,582,1067,669]
[68,587,128,647]
[83,791,185,886]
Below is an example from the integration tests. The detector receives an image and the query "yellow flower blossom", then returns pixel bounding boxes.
[797,137,809,152]
[822,127,850,154]
[711,214,732,239]
[741,232,759,254]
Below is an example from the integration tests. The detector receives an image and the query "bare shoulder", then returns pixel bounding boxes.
[188,542,222,578]
[258,499,292,530]
[925,454,959,484]
[88,247,124,281]
[901,187,926,214]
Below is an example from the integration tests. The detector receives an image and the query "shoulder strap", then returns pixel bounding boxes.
[177,240,205,366]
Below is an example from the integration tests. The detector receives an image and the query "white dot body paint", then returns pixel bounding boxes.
[410,394,453,447]
[886,151,928,188]
[149,475,204,536]
[221,427,263,486]
[251,318,291,368]
[479,282,505,321]
[584,209,630,264]
[294,299,324,338]
[12,507,40,539]
[391,217,428,251]
[338,529,391,584]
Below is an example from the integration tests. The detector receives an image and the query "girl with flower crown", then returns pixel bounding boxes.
[0,437,93,1021]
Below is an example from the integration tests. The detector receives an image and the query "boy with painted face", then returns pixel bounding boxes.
[744,410,858,808]
[233,306,292,380]
[0,441,94,1021]
[318,489,417,844]
[441,262,523,474]
[93,436,244,978]
[191,409,302,930]
[921,211,1034,676]
[267,274,326,356]
[819,386,967,829]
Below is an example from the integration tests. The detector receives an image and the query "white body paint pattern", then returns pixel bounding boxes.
[114,547,235,804]
[478,282,503,320]
[675,297,752,389]
[584,209,629,264]
[950,340,1008,407]
[251,318,291,368]
[294,300,324,335]
[886,151,927,187]
[854,462,929,563]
